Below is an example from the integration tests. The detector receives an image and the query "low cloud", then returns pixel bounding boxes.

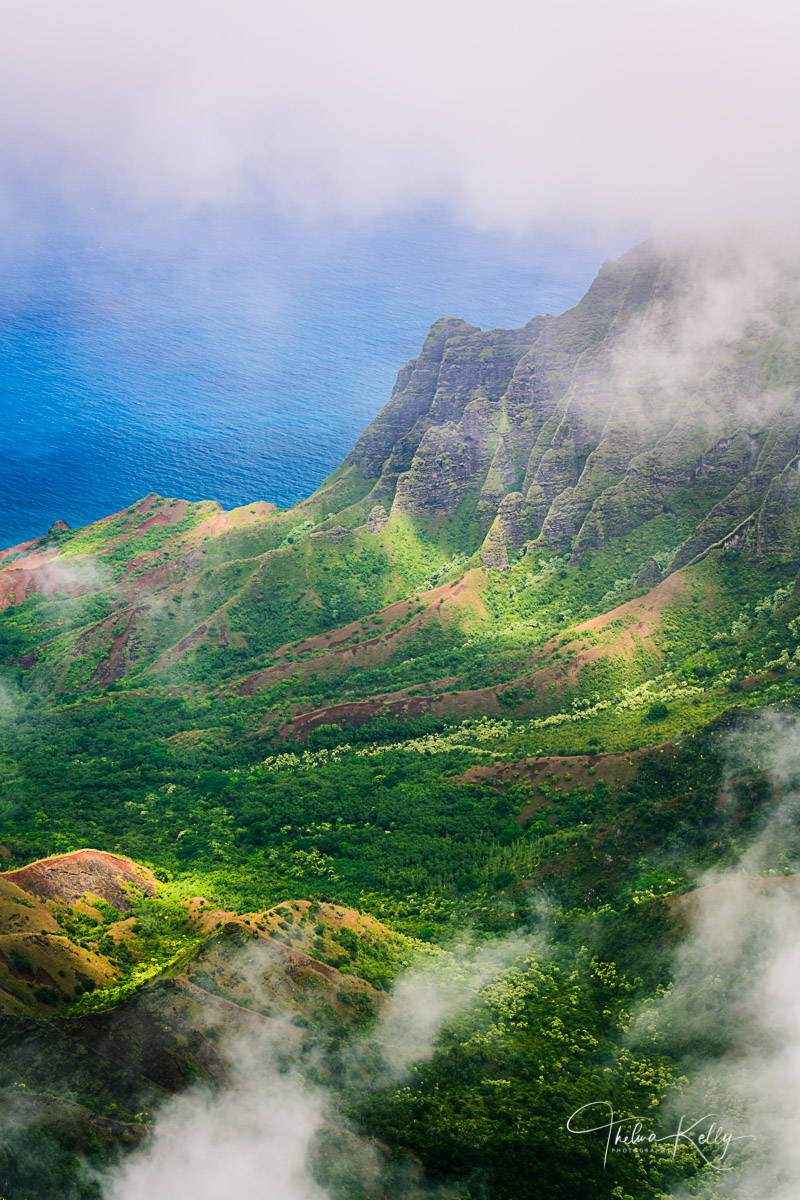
[32,555,107,599]
[1,2,800,237]
[103,929,543,1199]
[630,711,800,1196]
[0,677,24,726]
[606,236,800,437]
[361,930,538,1079]
[105,1047,331,1200]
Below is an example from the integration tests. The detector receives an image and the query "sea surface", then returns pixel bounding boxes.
[0,210,633,548]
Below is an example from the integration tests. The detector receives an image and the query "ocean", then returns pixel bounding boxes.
[0,210,632,548]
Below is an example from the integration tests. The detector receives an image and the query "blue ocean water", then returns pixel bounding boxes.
[0,210,633,548]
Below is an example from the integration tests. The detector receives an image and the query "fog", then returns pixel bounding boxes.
[605,236,800,437]
[104,1050,332,1200]
[104,931,545,1199]
[629,711,800,1196]
[1,1,799,236]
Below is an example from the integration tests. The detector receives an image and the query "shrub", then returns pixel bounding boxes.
[456,873,479,892]
[646,701,670,721]
[34,987,60,1006]
[9,949,33,975]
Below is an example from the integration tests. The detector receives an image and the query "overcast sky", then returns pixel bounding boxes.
[2,0,798,238]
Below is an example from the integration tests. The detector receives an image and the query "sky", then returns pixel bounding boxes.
[2,0,798,236]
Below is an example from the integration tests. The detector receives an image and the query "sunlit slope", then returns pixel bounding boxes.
[2,240,800,736]
[0,492,485,694]
[0,848,405,1020]
[1,488,799,753]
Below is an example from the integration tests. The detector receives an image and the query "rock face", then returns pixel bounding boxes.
[754,459,800,564]
[365,504,389,533]
[482,492,537,568]
[323,525,350,544]
[636,557,663,590]
[342,317,482,504]
[315,239,800,573]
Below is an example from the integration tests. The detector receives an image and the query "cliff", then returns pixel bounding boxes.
[314,240,800,571]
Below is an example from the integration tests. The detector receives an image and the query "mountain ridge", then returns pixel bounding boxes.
[309,239,800,574]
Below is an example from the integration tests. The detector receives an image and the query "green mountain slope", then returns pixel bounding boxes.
[2,240,800,1198]
[3,239,800,724]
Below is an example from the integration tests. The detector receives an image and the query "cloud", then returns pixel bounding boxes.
[605,236,800,436]
[629,711,800,1196]
[102,928,543,1198]
[0,677,24,726]
[1,1,799,235]
[348,928,540,1083]
[105,1036,332,1200]
[32,556,108,598]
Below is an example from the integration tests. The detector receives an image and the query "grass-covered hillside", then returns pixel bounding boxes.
[2,241,800,1198]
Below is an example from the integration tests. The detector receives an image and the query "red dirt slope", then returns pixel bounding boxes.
[4,850,157,910]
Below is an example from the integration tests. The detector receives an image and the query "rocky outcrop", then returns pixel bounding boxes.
[322,525,350,544]
[392,414,496,518]
[636,557,664,589]
[365,504,389,533]
[481,492,538,568]
[754,459,800,564]
[306,239,800,573]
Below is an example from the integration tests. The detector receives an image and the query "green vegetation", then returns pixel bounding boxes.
[1,493,800,1198]
[5,242,800,1195]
